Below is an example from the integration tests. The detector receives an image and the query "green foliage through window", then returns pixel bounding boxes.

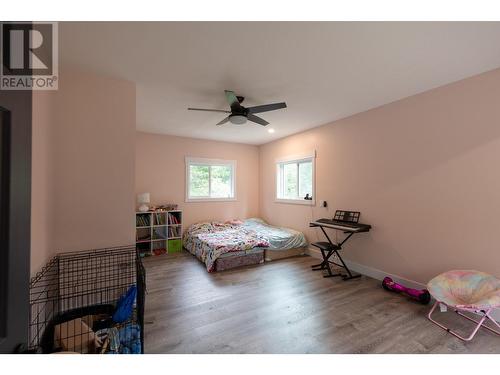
[277,158,313,201]
[211,165,232,197]
[188,161,234,199]
[189,165,209,197]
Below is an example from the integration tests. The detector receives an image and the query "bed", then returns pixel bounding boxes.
[241,218,308,261]
[183,218,308,272]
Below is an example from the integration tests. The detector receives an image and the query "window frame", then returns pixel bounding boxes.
[185,157,237,202]
[275,151,316,206]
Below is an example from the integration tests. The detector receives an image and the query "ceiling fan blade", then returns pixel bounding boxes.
[224,90,240,109]
[188,108,231,113]
[247,114,269,126]
[247,102,287,114]
[216,116,230,126]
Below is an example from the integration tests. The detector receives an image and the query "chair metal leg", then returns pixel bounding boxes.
[427,301,499,341]
[455,309,500,336]
[311,248,326,270]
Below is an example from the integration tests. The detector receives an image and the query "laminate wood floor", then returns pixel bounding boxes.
[143,252,499,354]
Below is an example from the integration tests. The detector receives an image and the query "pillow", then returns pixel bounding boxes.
[225,219,243,225]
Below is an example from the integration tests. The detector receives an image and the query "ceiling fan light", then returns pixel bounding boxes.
[229,114,247,125]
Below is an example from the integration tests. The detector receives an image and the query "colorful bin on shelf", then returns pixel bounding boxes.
[168,239,182,253]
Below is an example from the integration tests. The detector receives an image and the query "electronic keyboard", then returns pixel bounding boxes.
[310,218,371,232]
[310,211,371,281]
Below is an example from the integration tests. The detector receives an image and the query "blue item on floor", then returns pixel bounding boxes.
[119,324,140,344]
[113,285,137,323]
[120,346,131,354]
[118,324,141,354]
[130,341,141,354]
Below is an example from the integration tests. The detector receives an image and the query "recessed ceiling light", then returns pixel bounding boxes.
[268,128,275,134]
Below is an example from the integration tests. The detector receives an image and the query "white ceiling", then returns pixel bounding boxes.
[60,22,500,145]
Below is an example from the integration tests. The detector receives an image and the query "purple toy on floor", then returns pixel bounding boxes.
[382,277,431,305]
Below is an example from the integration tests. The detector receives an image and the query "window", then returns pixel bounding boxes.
[186,157,236,201]
[276,152,315,204]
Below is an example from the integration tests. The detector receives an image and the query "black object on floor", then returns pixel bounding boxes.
[29,246,146,354]
[310,210,371,280]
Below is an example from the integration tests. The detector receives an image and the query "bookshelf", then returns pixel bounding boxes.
[135,210,183,257]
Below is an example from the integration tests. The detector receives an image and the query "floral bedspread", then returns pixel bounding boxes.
[183,222,270,272]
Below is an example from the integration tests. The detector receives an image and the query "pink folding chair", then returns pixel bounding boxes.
[427,270,500,341]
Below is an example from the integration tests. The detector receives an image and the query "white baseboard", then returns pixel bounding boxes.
[306,246,500,322]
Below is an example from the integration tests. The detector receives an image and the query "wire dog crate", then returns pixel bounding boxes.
[29,246,145,354]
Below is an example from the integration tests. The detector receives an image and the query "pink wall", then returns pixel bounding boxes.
[31,92,56,274]
[32,66,500,287]
[260,68,500,284]
[30,69,136,274]
[52,70,136,252]
[135,132,259,229]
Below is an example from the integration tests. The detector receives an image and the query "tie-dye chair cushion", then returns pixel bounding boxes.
[427,270,500,310]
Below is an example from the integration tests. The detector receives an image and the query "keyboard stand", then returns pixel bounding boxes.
[310,225,361,280]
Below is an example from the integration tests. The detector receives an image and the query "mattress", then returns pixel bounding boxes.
[183,221,269,272]
[242,218,307,251]
[264,247,306,261]
[215,249,264,272]
[218,246,264,258]
[183,218,307,272]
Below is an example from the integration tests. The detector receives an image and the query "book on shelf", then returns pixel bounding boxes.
[154,212,166,226]
[168,226,181,238]
[136,214,150,227]
[136,209,182,256]
[167,212,180,225]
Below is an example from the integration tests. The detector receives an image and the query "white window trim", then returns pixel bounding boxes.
[275,150,316,164]
[275,150,316,206]
[185,157,237,202]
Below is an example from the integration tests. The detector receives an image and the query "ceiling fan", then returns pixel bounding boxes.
[188,90,287,126]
